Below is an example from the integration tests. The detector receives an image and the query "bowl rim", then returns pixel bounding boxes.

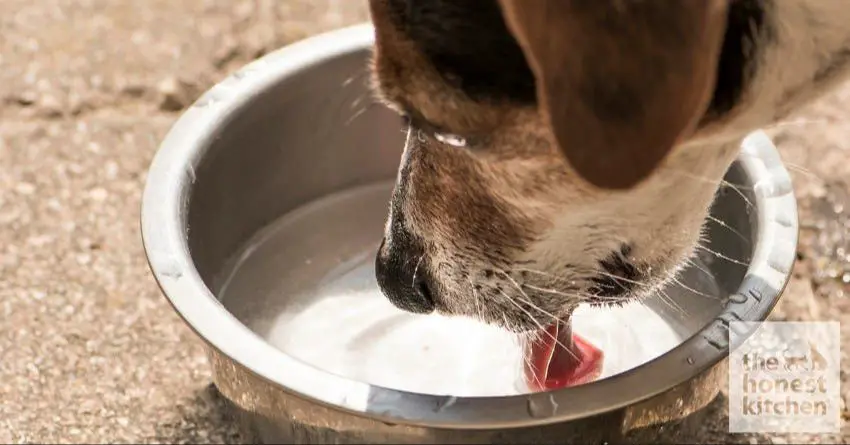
[140,23,799,429]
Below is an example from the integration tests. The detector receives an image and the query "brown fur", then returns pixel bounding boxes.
[369,0,850,332]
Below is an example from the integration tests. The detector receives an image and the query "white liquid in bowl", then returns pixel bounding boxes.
[267,284,683,397]
[218,183,721,397]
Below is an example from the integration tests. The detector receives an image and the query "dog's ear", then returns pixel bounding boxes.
[497,0,729,189]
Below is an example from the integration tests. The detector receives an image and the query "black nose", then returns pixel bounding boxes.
[375,236,436,314]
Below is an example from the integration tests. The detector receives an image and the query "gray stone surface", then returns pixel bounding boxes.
[0,1,846,443]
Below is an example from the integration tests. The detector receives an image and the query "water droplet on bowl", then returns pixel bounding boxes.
[194,96,217,108]
[232,69,255,80]
[435,395,458,412]
[158,260,183,279]
[186,165,196,183]
[526,394,558,418]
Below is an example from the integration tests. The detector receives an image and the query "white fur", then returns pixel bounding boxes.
[378,0,850,330]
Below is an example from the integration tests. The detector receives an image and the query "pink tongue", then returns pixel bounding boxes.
[524,320,604,391]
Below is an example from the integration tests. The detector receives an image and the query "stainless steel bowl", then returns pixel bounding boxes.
[141,24,799,444]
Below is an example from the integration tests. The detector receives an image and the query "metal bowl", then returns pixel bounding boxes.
[141,24,799,444]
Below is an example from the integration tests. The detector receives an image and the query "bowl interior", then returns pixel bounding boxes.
[185,46,756,397]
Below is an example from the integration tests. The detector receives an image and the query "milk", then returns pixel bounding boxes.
[263,253,684,397]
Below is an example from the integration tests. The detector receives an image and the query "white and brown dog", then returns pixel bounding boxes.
[369,1,850,336]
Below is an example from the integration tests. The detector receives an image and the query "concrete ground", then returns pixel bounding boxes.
[0,1,847,443]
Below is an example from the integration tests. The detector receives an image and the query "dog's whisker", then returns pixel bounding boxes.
[340,75,359,88]
[344,100,375,126]
[760,117,830,132]
[467,278,485,323]
[662,173,758,216]
[592,269,647,288]
[496,270,573,326]
[524,283,630,306]
[518,329,547,390]
[719,180,756,210]
[657,288,688,317]
[411,254,425,290]
[670,276,723,301]
[516,265,642,287]
[342,80,378,126]
[695,244,749,266]
[514,266,649,302]
[781,162,819,179]
[501,313,515,334]
[497,269,579,312]
[515,266,603,284]
[738,151,819,179]
[663,168,735,186]
[515,267,578,282]
[664,169,756,210]
[719,179,757,211]
[522,348,543,389]
[493,287,580,362]
[497,269,535,301]
[349,93,364,110]
[684,257,714,278]
[522,283,585,301]
[706,214,750,244]
[751,116,826,180]
[493,288,544,327]
[340,65,371,87]
[636,265,688,316]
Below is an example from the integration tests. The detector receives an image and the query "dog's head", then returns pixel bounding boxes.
[368,0,850,331]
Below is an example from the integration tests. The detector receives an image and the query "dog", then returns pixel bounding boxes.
[368,0,850,334]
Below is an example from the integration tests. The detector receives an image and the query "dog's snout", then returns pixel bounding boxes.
[375,236,436,314]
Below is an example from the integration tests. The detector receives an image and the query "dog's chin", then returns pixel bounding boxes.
[494,275,675,336]
[501,259,685,335]
[423,242,694,335]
